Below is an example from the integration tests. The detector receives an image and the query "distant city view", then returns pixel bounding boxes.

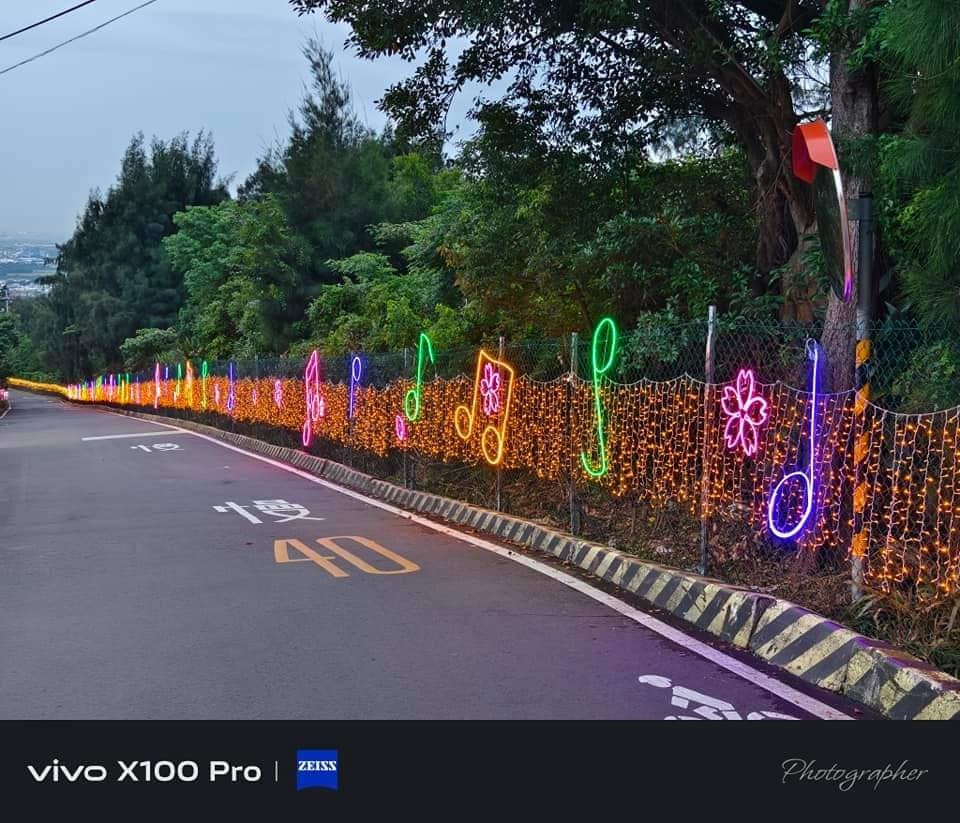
[0,233,59,298]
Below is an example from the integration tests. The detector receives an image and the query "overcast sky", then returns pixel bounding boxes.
[0,0,480,241]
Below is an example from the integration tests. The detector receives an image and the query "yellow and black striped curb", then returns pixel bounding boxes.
[96,405,960,720]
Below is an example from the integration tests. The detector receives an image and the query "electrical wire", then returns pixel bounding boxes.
[0,1,98,44]
[0,0,157,77]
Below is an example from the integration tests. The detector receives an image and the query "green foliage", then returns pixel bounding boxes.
[15,132,227,380]
[891,340,960,413]
[164,196,309,358]
[118,327,180,372]
[876,0,960,327]
[0,313,18,381]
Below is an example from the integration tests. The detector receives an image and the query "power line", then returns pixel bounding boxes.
[0,1,99,44]
[0,0,158,78]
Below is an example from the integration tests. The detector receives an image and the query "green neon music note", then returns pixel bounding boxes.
[404,332,435,423]
[580,317,618,478]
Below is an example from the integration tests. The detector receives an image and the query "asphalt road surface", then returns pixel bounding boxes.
[0,390,867,719]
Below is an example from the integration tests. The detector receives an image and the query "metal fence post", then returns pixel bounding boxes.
[569,332,581,535]
[851,193,875,601]
[402,346,410,490]
[699,305,718,576]
[496,335,505,512]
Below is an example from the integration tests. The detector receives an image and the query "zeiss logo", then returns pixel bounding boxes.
[296,750,339,791]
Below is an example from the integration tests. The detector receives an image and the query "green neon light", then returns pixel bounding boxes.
[404,332,436,422]
[580,317,618,478]
[201,360,209,409]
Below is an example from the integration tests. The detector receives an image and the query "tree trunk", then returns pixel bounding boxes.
[725,71,814,299]
[821,0,879,392]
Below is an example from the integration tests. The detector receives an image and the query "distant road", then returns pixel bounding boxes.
[0,389,867,719]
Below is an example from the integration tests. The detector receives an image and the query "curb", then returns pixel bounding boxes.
[105,406,960,719]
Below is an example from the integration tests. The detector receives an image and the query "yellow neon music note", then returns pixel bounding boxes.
[455,350,515,466]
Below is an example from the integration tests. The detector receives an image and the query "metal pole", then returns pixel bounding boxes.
[699,306,718,576]
[851,193,874,601]
[569,332,581,535]
[403,346,409,490]
[496,335,505,512]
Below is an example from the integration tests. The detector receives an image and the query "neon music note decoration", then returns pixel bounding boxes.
[349,355,362,420]
[455,350,515,466]
[302,350,325,447]
[226,361,237,414]
[580,317,618,478]
[404,332,435,422]
[767,339,825,540]
[201,360,209,409]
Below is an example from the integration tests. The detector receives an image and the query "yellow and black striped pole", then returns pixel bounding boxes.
[851,194,874,600]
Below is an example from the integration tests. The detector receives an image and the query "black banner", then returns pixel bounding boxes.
[0,721,950,815]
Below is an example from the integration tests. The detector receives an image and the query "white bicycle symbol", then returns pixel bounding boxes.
[638,675,799,720]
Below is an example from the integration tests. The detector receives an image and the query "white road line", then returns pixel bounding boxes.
[0,395,11,420]
[111,410,853,720]
[213,502,263,524]
[81,429,188,441]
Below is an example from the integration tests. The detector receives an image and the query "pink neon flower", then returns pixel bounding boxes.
[721,369,769,457]
[480,363,501,416]
[395,414,408,442]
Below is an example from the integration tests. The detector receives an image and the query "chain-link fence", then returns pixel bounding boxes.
[116,314,959,414]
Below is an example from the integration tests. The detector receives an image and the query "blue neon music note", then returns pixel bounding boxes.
[349,355,362,420]
[767,339,824,540]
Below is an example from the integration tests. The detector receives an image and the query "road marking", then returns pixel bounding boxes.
[82,430,188,441]
[107,410,854,720]
[274,539,350,577]
[0,397,11,420]
[274,536,419,577]
[131,442,184,452]
[317,536,420,575]
[213,502,263,524]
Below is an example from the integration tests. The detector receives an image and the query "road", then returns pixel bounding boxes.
[0,389,866,719]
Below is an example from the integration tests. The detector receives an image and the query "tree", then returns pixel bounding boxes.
[27,132,229,379]
[164,196,310,358]
[0,313,18,381]
[291,0,885,388]
[118,327,180,371]
[239,39,399,284]
[876,0,960,326]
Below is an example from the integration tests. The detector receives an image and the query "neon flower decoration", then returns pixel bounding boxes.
[226,361,237,414]
[214,384,221,407]
[404,332,435,422]
[174,362,182,403]
[274,379,283,409]
[767,339,825,541]
[395,414,408,442]
[580,317,619,478]
[721,369,769,457]
[201,360,209,409]
[154,362,161,409]
[480,363,502,416]
[455,350,516,466]
[349,355,362,420]
[302,349,324,447]
[252,388,258,405]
